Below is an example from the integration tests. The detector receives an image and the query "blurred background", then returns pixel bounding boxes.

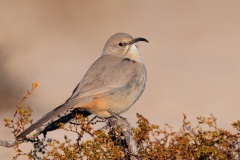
[1,1,240,159]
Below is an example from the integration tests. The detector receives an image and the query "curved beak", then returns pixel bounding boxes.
[129,37,149,45]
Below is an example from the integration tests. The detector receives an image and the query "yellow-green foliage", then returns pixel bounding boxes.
[4,83,240,159]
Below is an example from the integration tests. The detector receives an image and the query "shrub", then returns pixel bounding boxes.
[3,83,240,159]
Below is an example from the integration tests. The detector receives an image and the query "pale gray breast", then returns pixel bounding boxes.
[103,57,147,113]
[119,58,147,106]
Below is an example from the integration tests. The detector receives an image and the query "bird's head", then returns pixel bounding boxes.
[103,33,148,62]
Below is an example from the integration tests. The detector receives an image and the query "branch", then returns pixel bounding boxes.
[0,139,21,147]
[108,111,139,160]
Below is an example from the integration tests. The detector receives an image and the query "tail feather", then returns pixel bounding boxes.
[43,109,91,134]
[16,104,90,140]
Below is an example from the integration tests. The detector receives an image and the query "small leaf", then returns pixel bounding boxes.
[32,81,39,90]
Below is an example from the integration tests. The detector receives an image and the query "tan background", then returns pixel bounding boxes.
[1,1,240,159]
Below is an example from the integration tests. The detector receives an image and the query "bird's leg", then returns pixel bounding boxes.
[88,116,106,125]
[107,110,128,123]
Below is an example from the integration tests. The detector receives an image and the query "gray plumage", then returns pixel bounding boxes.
[16,33,148,140]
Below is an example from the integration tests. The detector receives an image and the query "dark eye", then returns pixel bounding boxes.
[118,42,123,46]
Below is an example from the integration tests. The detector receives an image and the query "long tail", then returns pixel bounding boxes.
[16,104,91,140]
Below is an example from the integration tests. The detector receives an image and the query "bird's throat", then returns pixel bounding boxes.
[126,44,144,63]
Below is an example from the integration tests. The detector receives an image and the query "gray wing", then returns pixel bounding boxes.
[67,54,138,101]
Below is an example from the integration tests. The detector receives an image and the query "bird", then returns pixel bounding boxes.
[16,33,148,140]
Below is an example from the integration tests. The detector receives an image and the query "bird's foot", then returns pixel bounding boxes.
[107,110,127,121]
